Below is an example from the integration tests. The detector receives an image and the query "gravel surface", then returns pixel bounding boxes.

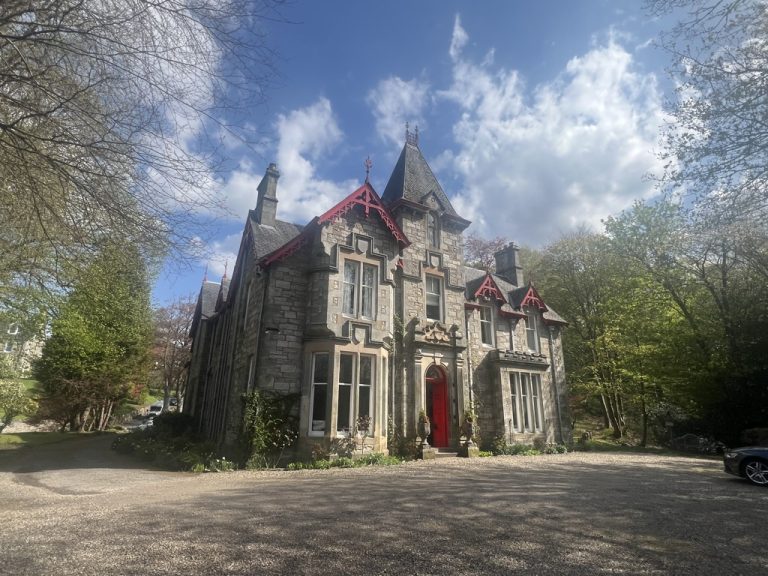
[1,436,765,575]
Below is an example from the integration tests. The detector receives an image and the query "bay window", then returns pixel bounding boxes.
[310,353,329,434]
[509,372,544,433]
[336,353,374,434]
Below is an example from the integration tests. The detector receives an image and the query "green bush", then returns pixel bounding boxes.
[490,436,542,456]
[286,452,402,471]
[478,450,494,457]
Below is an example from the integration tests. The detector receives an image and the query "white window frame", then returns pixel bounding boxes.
[309,352,330,436]
[479,306,494,346]
[425,275,443,321]
[342,260,377,320]
[3,341,13,353]
[336,352,375,436]
[7,323,19,335]
[510,372,544,433]
[525,308,540,353]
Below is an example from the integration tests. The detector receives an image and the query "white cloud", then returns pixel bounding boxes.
[210,98,357,224]
[274,98,358,223]
[449,15,469,62]
[367,76,430,146]
[203,232,241,278]
[442,31,665,246]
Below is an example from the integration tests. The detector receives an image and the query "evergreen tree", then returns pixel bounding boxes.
[34,243,152,431]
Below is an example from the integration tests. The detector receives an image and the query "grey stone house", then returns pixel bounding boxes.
[185,131,569,455]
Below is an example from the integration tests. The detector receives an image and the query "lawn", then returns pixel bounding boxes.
[0,431,86,451]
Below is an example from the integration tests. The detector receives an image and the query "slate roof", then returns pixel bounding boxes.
[248,211,304,257]
[200,281,220,319]
[190,280,222,336]
[462,265,567,325]
[381,141,459,217]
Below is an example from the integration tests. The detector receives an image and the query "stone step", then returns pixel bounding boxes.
[435,450,458,458]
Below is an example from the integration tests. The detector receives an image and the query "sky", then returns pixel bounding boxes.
[152,0,678,305]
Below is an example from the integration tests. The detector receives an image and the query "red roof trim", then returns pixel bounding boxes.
[520,284,548,311]
[473,273,507,303]
[319,182,410,247]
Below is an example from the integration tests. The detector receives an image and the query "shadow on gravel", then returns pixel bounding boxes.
[4,455,766,575]
[0,433,168,474]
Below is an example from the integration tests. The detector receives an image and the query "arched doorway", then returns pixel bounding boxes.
[425,364,449,447]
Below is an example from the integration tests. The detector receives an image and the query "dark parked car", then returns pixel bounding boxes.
[723,447,768,486]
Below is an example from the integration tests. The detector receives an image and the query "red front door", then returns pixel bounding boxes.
[426,366,449,447]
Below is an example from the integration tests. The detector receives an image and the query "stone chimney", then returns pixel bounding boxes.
[494,242,524,286]
[255,163,280,226]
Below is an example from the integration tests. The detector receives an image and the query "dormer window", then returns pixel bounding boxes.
[427,212,439,248]
[525,309,540,353]
[7,323,18,335]
[480,307,493,346]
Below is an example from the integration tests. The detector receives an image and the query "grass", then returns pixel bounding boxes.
[0,431,85,451]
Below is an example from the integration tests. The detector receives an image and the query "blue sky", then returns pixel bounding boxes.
[153,1,677,304]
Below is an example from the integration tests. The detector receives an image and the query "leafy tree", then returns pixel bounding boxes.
[0,358,36,432]
[0,0,281,313]
[152,296,196,410]
[651,0,768,222]
[463,233,509,271]
[605,198,768,443]
[34,243,153,431]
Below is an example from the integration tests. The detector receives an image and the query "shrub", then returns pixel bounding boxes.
[543,443,569,454]
[241,391,298,468]
[490,436,541,456]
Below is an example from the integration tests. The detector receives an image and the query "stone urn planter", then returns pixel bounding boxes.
[418,411,431,446]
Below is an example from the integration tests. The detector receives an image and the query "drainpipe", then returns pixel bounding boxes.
[464,309,474,411]
[547,325,565,444]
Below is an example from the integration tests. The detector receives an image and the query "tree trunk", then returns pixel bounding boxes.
[640,382,648,447]
[599,393,611,429]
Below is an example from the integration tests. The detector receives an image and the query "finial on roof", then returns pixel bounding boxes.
[405,123,419,146]
[203,263,208,283]
[364,156,372,182]
[223,260,228,280]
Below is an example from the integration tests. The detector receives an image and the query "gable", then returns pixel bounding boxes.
[317,182,409,247]
[259,182,409,268]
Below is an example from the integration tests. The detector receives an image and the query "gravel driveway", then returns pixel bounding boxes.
[1,436,765,575]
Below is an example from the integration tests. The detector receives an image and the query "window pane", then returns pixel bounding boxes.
[509,373,520,431]
[313,353,329,383]
[359,355,372,385]
[521,373,531,431]
[343,261,357,315]
[339,354,353,384]
[361,264,376,318]
[311,383,327,431]
[480,307,493,345]
[426,276,441,320]
[337,384,351,433]
[526,312,538,352]
[532,375,542,430]
[358,385,371,420]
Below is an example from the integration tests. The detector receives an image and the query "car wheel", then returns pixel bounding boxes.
[743,459,768,486]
